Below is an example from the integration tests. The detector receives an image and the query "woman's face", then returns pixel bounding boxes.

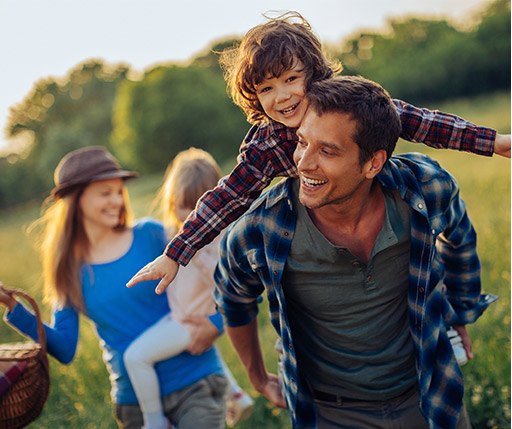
[79,178,125,230]
[175,205,193,223]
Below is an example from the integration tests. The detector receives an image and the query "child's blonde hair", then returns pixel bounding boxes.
[157,148,221,235]
[220,11,342,124]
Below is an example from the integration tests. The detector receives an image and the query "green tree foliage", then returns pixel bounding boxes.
[111,62,246,173]
[1,60,129,207]
[338,0,510,103]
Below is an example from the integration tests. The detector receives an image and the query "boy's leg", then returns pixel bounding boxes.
[123,315,191,427]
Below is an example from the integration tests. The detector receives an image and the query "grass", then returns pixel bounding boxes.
[0,91,509,428]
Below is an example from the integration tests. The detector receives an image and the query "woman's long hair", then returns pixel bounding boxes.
[31,185,133,312]
[154,148,221,237]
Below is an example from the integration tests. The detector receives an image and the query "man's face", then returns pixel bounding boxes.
[255,60,308,128]
[293,108,374,211]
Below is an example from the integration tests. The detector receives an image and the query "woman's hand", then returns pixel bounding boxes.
[0,282,18,311]
[181,314,220,355]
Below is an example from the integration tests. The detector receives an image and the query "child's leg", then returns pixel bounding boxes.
[219,355,254,427]
[124,315,190,429]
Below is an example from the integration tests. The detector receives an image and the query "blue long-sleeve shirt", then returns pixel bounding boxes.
[5,218,224,405]
[214,153,496,429]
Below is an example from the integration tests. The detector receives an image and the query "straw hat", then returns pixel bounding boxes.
[50,146,138,199]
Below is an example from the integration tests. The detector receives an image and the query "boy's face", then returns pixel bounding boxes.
[255,60,307,128]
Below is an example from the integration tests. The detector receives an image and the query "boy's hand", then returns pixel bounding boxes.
[126,255,179,294]
[494,134,511,158]
[182,314,220,355]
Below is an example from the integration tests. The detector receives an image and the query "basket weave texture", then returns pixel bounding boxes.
[0,288,50,429]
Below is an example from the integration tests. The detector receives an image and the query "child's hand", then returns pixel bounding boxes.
[495,134,511,158]
[126,255,179,294]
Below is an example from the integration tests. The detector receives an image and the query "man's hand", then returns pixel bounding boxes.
[494,134,511,158]
[126,254,179,294]
[181,314,220,355]
[257,373,287,409]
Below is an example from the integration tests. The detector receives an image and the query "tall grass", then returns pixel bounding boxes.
[0,91,509,428]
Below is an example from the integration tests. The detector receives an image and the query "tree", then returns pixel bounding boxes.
[111,61,247,173]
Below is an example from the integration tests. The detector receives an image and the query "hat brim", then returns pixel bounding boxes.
[51,170,139,199]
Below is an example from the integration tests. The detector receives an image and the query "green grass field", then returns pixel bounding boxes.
[0,91,509,428]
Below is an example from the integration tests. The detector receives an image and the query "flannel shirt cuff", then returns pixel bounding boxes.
[471,127,496,156]
[164,236,196,266]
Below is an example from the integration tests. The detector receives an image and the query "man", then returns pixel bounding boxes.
[214,75,495,429]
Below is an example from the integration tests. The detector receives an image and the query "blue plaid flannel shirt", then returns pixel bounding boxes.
[214,153,495,429]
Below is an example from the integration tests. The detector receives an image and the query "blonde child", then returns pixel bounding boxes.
[123,148,254,429]
[127,12,510,294]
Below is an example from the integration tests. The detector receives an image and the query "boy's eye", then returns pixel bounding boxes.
[287,75,297,83]
[258,86,271,94]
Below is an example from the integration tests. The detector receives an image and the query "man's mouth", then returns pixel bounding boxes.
[301,175,327,187]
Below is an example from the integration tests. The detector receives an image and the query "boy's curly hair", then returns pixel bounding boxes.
[219,11,342,124]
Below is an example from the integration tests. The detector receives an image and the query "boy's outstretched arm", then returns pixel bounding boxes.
[494,134,511,158]
[126,254,179,294]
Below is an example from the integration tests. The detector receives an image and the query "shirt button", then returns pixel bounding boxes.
[419,287,425,293]
[431,229,436,234]
[418,203,424,209]
[284,231,289,237]
[273,270,278,275]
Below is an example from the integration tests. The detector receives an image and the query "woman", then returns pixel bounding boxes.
[0,146,227,429]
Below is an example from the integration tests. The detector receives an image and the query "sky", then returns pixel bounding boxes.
[0,0,493,152]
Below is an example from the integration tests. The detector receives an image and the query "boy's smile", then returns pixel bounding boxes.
[255,61,308,128]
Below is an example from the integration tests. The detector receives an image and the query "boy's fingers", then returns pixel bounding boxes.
[155,278,171,295]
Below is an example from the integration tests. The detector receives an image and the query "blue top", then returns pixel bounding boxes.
[6,218,224,404]
[214,153,496,429]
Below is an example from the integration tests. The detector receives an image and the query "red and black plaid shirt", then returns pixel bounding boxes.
[165,99,496,264]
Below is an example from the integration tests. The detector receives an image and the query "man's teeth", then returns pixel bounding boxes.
[302,176,327,186]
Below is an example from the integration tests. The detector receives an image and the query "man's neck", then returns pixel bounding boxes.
[307,182,385,264]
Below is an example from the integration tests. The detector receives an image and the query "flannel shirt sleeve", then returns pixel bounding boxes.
[394,99,496,156]
[435,177,490,325]
[165,125,294,265]
[213,225,264,328]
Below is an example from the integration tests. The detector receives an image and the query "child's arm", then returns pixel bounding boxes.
[393,99,509,157]
[127,123,298,293]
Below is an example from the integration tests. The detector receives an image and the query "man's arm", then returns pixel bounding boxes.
[226,320,286,408]
[435,173,492,324]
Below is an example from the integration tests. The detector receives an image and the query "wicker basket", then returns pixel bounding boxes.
[0,288,50,429]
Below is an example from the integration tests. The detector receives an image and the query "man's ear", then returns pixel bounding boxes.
[364,149,387,179]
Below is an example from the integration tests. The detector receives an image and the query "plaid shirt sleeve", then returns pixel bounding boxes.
[434,179,489,324]
[165,123,297,265]
[393,99,496,156]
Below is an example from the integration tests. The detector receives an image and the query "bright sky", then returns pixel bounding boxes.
[0,0,492,152]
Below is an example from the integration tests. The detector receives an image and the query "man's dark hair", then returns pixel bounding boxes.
[307,75,401,164]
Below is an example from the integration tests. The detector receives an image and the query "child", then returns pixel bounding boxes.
[127,11,510,294]
[123,148,254,429]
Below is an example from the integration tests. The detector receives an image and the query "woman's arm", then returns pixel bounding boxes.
[1,284,80,364]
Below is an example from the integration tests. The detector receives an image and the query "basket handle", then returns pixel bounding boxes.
[3,287,47,354]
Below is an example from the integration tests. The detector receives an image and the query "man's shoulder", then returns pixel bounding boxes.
[228,179,292,230]
[387,152,456,184]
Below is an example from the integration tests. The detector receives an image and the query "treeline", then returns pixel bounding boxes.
[0,0,509,209]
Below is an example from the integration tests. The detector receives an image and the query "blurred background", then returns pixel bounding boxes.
[0,0,510,428]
